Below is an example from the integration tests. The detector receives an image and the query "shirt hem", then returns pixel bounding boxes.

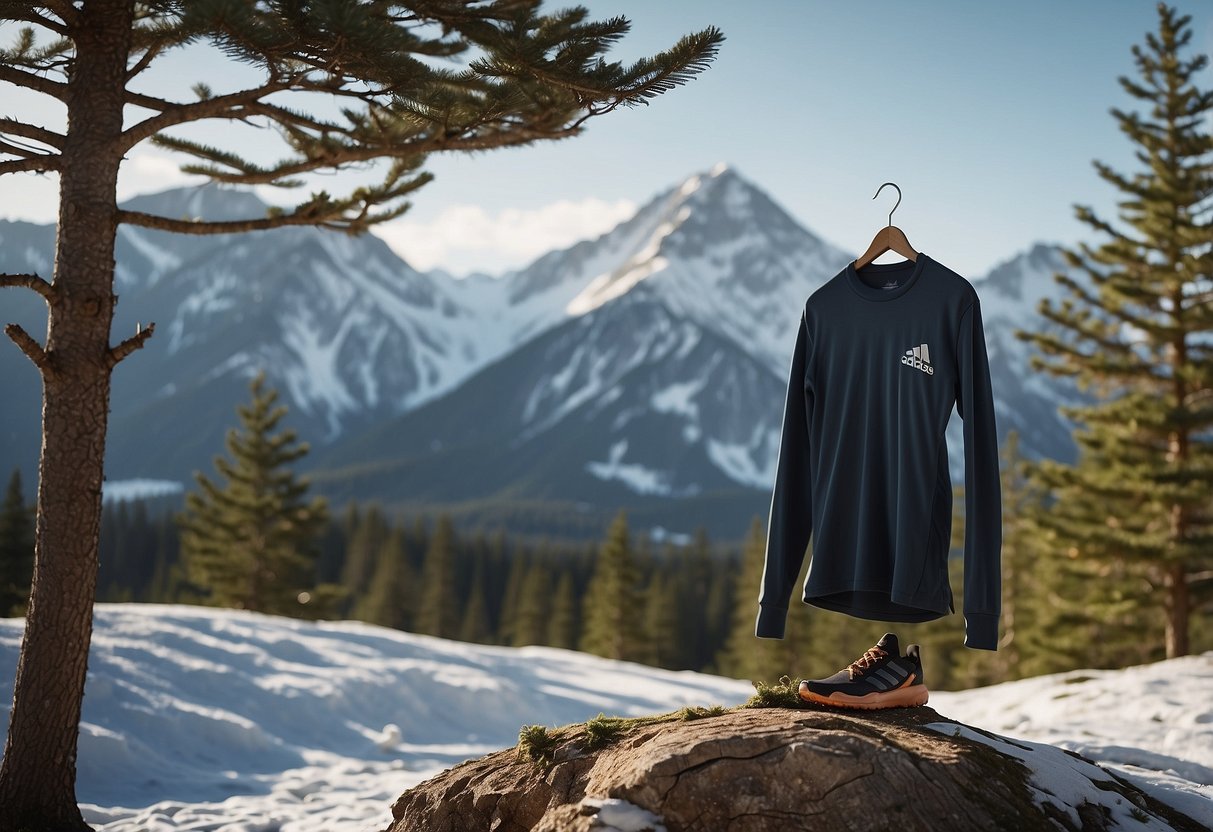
[803,582,951,622]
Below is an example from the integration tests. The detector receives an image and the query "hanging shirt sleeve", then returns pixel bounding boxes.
[755,310,813,639]
[956,297,1003,650]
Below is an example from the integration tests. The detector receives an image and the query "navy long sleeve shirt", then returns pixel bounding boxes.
[755,252,1003,650]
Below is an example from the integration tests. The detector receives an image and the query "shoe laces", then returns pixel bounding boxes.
[846,645,887,680]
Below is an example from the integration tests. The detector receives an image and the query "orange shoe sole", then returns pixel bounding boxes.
[798,679,929,710]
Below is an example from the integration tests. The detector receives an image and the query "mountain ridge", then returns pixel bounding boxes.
[0,167,1084,537]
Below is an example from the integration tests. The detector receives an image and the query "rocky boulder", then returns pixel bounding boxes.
[384,701,1205,832]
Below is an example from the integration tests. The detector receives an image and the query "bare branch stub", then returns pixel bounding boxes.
[0,272,56,302]
[4,323,51,374]
[108,321,156,367]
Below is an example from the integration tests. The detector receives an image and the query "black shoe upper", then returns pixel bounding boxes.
[804,632,925,697]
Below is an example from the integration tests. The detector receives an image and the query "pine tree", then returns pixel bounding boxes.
[0,470,34,617]
[0,6,720,824]
[459,558,493,644]
[512,558,553,647]
[177,371,329,615]
[416,514,459,638]
[340,504,389,611]
[483,529,510,630]
[1015,443,1165,672]
[150,507,180,602]
[496,549,529,646]
[100,499,156,601]
[1012,3,1213,660]
[314,504,351,586]
[354,525,413,630]
[677,527,714,669]
[715,517,769,680]
[546,570,579,649]
[642,569,680,668]
[700,547,736,674]
[579,510,645,661]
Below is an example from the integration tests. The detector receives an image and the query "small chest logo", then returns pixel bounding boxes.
[901,342,934,375]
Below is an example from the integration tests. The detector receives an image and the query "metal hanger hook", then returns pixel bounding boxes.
[872,182,901,227]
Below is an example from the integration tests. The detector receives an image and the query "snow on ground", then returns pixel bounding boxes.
[923,722,1177,831]
[0,605,1209,831]
[930,656,1213,828]
[0,605,753,832]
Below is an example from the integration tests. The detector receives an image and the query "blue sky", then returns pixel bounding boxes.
[2,2,1212,280]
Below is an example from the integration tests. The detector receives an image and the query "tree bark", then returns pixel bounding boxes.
[0,2,134,829]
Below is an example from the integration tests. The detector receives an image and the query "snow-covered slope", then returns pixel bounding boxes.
[0,606,1208,832]
[0,605,752,831]
[932,661,1213,826]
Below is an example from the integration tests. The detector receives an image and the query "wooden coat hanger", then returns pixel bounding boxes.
[853,181,918,270]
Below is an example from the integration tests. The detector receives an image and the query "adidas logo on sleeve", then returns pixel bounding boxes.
[901,343,934,375]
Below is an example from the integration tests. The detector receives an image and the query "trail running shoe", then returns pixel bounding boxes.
[798,632,929,710]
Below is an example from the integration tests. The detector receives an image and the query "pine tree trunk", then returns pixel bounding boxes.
[0,3,133,829]
[1163,561,1190,659]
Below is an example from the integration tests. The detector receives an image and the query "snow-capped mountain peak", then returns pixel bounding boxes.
[508,163,853,374]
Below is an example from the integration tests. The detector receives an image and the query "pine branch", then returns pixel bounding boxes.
[0,271,55,302]
[0,4,69,36]
[125,41,165,82]
[35,1,78,26]
[1049,272,1172,338]
[0,156,59,174]
[243,99,350,134]
[124,10,217,80]
[1073,203,1141,244]
[0,116,65,150]
[108,322,155,367]
[120,79,295,149]
[606,27,724,107]
[4,323,51,374]
[118,206,343,235]
[0,62,68,100]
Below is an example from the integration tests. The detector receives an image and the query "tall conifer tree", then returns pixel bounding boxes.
[546,570,579,649]
[459,558,493,644]
[0,5,720,822]
[340,504,388,610]
[716,517,769,680]
[416,514,459,638]
[354,525,413,630]
[1013,3,1213,658]
[642,569,680,668]
[579,510,644,661]
[177,372,328,615]
[496,549,529,646]
[701,550,736,674]
[678,527,714,670]
[512,558,553,647]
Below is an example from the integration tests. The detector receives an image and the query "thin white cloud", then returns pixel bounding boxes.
[373,197,637,276]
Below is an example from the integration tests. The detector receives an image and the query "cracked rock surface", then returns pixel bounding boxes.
[383,706,1204,832]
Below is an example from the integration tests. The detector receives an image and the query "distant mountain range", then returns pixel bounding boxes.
[0,164,1084,539]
